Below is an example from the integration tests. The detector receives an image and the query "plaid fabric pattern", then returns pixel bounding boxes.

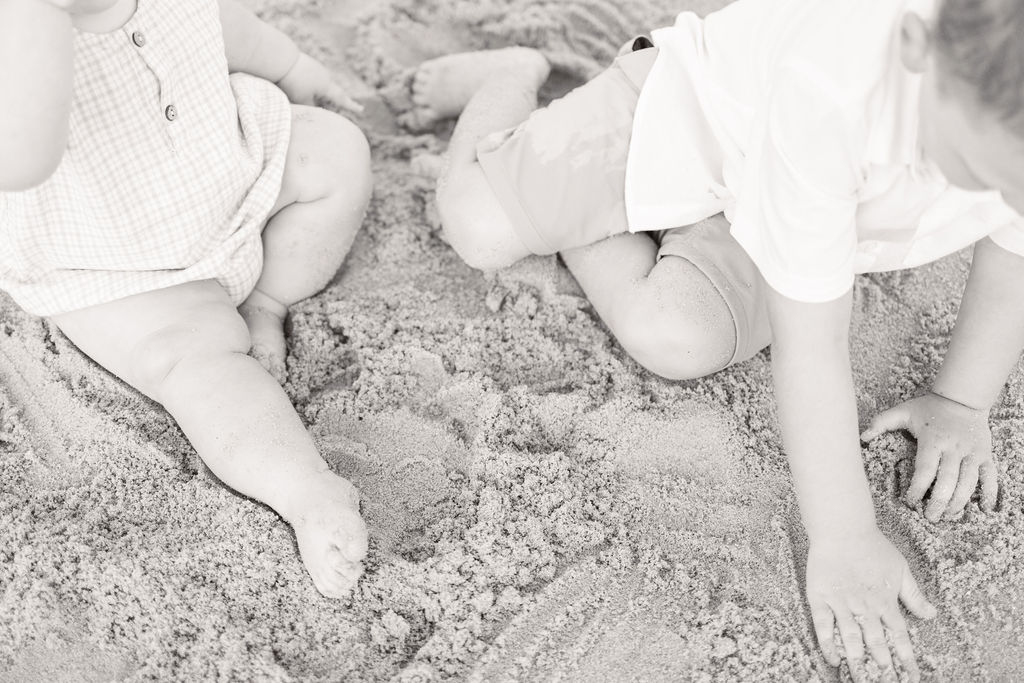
[0,0,291,316]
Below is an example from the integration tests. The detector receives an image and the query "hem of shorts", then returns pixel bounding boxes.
[476,144,559,256]
[625,203,724,235]
[656,241,750,369]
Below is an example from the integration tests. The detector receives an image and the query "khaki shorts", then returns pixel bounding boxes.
[476,46,771,366]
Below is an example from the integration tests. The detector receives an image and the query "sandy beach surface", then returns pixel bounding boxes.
[3,0,1024,680]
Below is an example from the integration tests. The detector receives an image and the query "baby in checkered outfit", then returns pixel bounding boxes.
[0,0,372,597]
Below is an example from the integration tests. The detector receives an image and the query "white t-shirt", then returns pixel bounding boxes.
[624,0,1024,303]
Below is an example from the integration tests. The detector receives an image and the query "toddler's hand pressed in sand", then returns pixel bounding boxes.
[276,52,364,114]
[861,392,997,521]
[807,528,935,682]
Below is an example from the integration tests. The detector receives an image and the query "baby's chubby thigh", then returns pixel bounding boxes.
[51,279,251,402]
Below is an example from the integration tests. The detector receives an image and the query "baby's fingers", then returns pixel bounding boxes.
[326,82,364,114]
[810,601,841,667]
[860,406,912,442]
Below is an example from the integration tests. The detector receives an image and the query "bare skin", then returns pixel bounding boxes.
[239,104,369,383]
[414,44,937,676]
[52,102,372,598]
[16,0,374,597]
[409,47,550,132]
[413,47,736,380]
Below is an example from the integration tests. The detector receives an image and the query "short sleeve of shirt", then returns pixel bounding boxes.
[729,67,863,303]
[988,217,1024,257]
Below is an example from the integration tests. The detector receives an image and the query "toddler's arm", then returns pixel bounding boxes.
[863,237,1024,517]
[769,287,935,680]
[0,0,74,191]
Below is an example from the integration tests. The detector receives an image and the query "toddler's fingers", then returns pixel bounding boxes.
[881,607,920,683]
[944,457,980,519]
[979,460,998,512]
[858,613,894,676]
[925,452,961,521]
[898,570,936,620]
[905,443,941,507]
[835,610,866,663]
[860,407,910,442]
[810,601,840,667]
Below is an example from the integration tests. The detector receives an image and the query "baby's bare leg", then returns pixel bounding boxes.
[560,232,736,380]
[52,280,368,598]
[240,105,372,382]
[411,48,550,270]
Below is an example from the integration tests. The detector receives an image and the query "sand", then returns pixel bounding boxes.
[2,0,1024,680]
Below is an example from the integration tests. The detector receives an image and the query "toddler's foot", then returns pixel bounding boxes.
[284,470,369,599]
[408,47,550,129]
[239,290,288,384]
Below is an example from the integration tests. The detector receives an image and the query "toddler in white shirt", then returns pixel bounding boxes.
[408,0,1024,677]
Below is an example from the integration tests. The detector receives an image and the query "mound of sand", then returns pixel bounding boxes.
[2,0,1023,680]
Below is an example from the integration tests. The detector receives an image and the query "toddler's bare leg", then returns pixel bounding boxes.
[52,280,368,598]
[240,105,372,382]
[560,233,736,380]
[411,48,551,270]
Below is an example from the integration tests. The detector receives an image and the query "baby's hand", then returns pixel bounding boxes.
[861,392,997,521]
[276,53,364,114]
[807,528,936,681]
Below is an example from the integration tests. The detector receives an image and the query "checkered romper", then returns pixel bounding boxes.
[0,0,292,316]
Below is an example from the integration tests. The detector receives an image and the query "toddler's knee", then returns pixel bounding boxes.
[436,183,516,272]
[616,305,733,381]
[130,303,251,397]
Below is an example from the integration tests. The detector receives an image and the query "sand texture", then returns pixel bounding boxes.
[2,0,1024,680]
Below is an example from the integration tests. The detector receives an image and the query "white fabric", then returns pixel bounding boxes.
[0,0,291,316]
[624,0,1024,303]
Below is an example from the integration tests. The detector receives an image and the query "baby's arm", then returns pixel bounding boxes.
[217,0,361,111]
[217,0,299,84]
[769,286,935,680]
[863,237,1024,517]
[0,0,74,190]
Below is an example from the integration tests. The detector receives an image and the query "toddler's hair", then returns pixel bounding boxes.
[934,0,1024,133]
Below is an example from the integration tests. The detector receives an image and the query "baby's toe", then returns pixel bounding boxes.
[343,526,370,562]
[334,559,364,589]
[313,569,353,599]
[328,533,368,567]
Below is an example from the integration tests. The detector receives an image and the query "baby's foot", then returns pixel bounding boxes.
[284,470,369,599]
[408,47,550,129]
[239,291,288,384]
